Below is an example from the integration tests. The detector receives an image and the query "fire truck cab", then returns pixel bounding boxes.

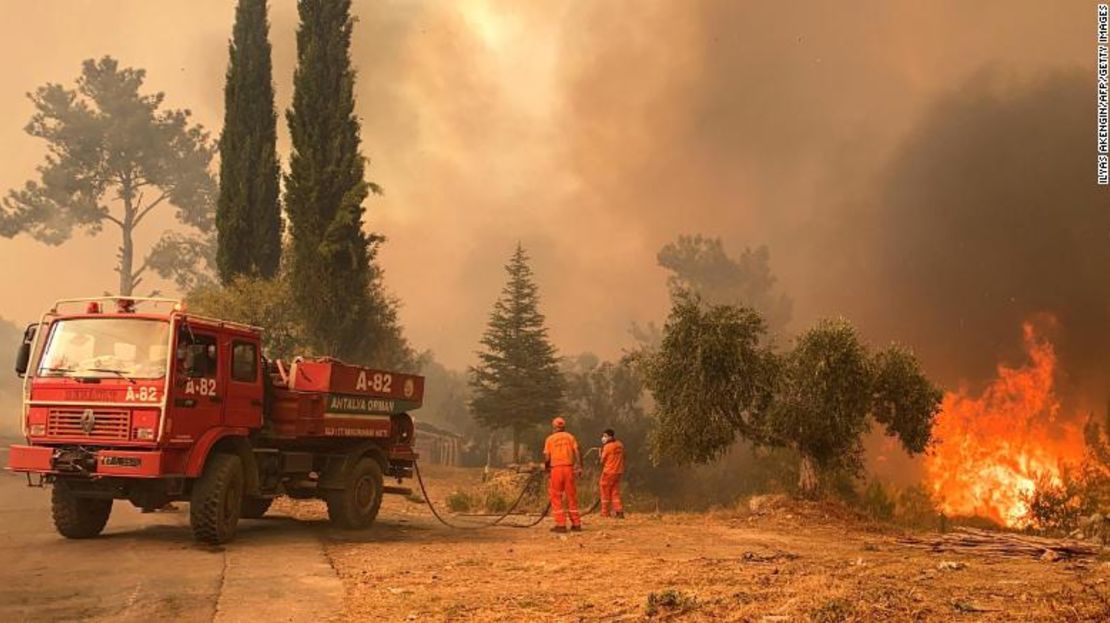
[7,297,422,544]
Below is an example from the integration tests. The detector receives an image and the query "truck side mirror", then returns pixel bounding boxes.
[182,344,210,378]
[14,323,37,377]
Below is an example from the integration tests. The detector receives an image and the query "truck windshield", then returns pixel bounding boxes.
[37,318,169,380]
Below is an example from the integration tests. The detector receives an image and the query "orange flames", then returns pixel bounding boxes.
[923,321,1085,527]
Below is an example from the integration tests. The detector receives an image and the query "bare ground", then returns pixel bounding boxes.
[278,466,1110,623]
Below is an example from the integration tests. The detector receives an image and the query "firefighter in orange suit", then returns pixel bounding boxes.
[543,417,583,532]
[599,428,626,518]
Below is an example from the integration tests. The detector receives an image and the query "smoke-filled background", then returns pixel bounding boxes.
[0,1,1104,436]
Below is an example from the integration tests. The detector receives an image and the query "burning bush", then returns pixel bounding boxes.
[1022,468,1092,536]
[1021,412,1110,536]
[924,320,1086,528]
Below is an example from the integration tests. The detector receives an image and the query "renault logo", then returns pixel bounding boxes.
[80,409,96,435]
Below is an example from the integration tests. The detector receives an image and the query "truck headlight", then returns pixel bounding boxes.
[29,424,45,436]
[134,427,155,440]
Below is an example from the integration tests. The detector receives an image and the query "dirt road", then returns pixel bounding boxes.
[2,458,1108,622]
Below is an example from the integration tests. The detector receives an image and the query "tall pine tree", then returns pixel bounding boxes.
[217,0,281,282]
[1,57,216,295]
[469,244,565,460]
[284,0,389,362]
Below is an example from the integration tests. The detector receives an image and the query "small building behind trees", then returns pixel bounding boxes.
[414,421,463,466]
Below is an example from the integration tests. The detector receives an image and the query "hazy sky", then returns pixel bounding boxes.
[0,1,1097,382]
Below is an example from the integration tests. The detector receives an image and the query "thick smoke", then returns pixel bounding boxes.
[865,70,1110,411]
[555,2,1100,398]
[0,0,1097,382]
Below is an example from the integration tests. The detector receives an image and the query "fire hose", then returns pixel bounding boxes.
[412,447,603,530]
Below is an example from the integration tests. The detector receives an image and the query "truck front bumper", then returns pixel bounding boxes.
[6,445,174,478]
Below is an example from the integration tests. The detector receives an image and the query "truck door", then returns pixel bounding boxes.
[224,336,263,429]
[170,328,223,444]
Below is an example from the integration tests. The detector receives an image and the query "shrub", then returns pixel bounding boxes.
[484,489,511,514]
[860,480,895,521]
[645,589,697,617]
[828,469,861,505]
[811,598,857,623]
[445,491,474,513]
[893,484,942,529]
[848,480,942,529]
[1024,468,1095,535]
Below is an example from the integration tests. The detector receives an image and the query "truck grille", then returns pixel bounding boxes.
[47,409,130,441]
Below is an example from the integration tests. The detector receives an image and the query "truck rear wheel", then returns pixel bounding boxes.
[190,453,244,544]
[51,484,112,539]
[241,496,273,519]
[326,458,383,529]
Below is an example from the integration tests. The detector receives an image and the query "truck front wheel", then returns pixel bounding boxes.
[326,458,383,529]
[51,484,112,539]
[190,453,244,544]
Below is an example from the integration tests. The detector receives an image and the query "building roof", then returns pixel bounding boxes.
[414,420,463,439]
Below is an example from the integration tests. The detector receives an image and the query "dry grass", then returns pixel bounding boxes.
[278,467,1110,622]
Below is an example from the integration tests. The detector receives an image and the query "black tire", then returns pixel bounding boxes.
[190,453,244,544]
[51,484,112,539]
[240,496,273,519]
[325,458,384,529]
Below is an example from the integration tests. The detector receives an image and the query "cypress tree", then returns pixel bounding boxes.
[469,244,565,460]
[217,0,281,282]
[285,0,385,361]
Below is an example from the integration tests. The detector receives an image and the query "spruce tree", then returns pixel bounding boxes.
[217,0,281,282]
[284,0,386,362]
[469,244,565,460]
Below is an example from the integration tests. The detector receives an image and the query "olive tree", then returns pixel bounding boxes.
[640,295,942,497]
[636,293,779,465]
[186,275,303,361]
[768,320,944,494]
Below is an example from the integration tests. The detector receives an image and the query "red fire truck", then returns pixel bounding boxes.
[7,297,424,544]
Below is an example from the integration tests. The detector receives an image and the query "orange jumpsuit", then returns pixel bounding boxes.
[599,439,625,516]
[543,430,581,528]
